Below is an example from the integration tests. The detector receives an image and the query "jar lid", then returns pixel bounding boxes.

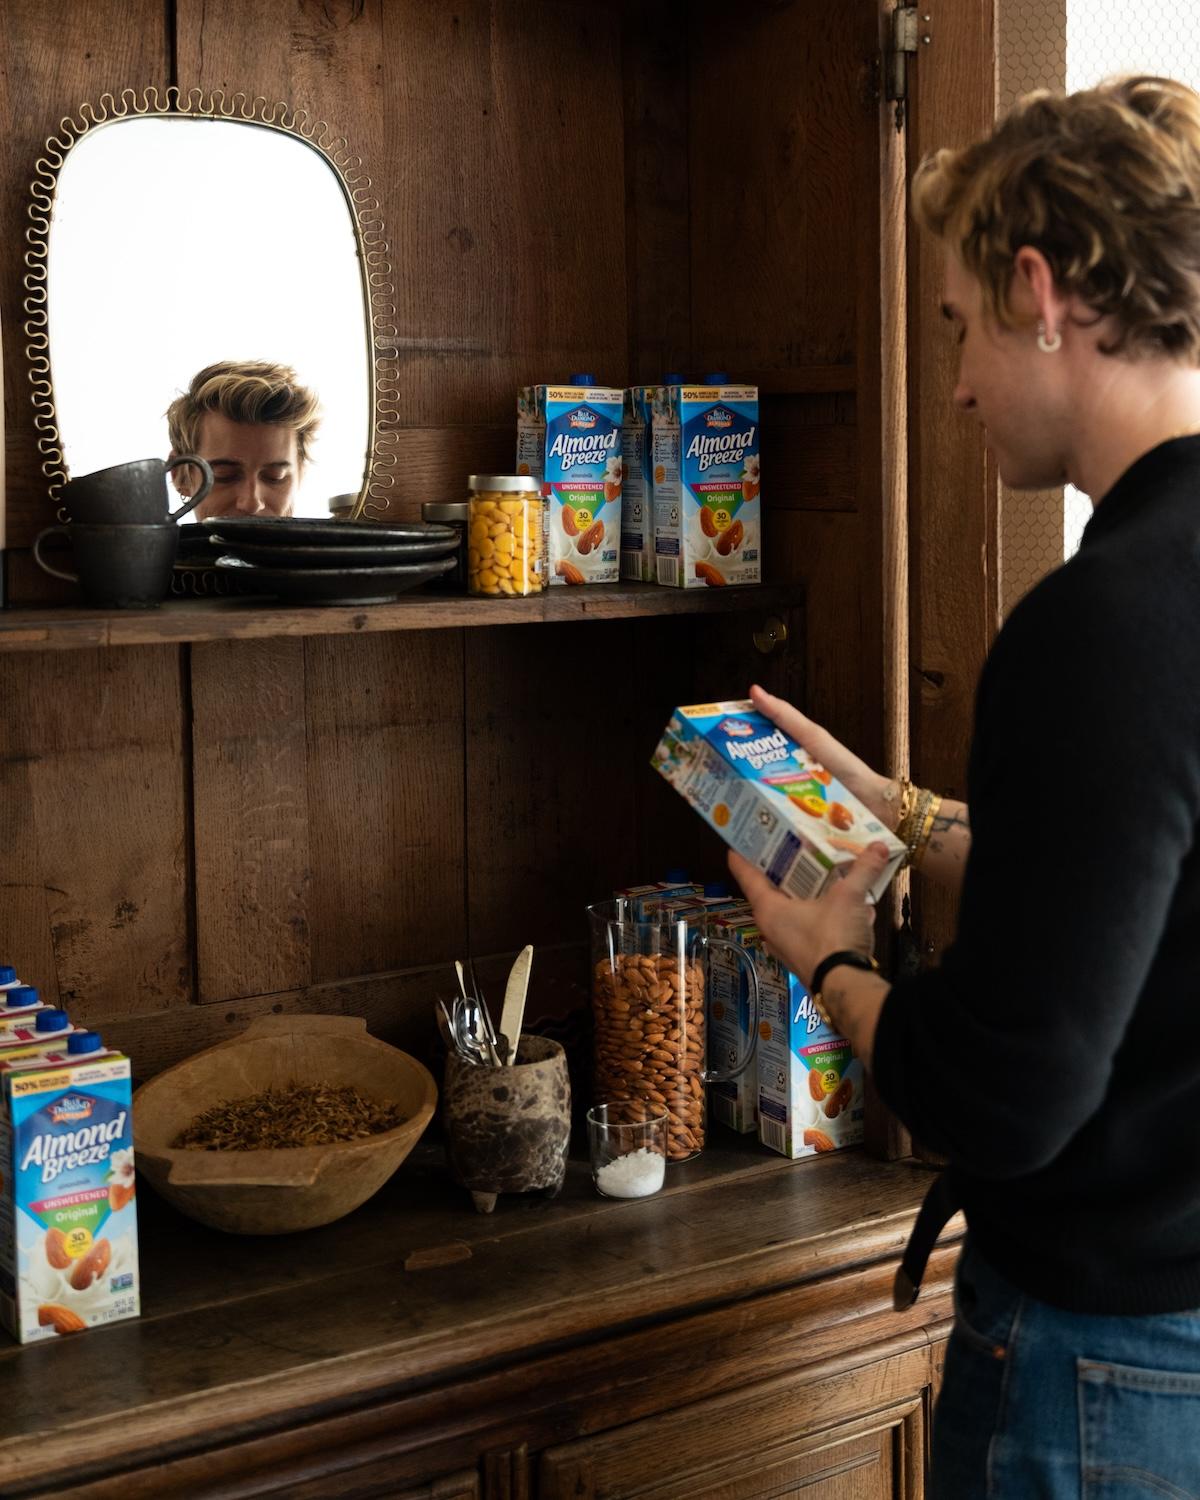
[467,475,543,493]
[422,502,470,521]
[328,493,357,513]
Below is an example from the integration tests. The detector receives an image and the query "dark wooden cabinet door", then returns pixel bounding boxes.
[539,1350,930,1500]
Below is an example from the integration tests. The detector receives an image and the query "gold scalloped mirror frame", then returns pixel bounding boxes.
[23,86,398,524]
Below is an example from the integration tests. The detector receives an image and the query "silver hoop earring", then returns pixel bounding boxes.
[1037,321,1062,353]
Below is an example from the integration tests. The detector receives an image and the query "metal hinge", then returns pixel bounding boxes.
[885,5,927,133]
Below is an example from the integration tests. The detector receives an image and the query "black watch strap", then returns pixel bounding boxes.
[810,949,878,1000]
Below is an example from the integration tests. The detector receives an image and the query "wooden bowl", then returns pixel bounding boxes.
[133,1014,437,1234]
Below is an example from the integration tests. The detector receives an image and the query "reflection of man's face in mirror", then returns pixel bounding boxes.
[176,413,300,519]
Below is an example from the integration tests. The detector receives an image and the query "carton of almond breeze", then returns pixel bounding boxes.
[652,382,761,588]
[0,1048,139,1343]
[651,701,905,902]
[517,380,624,584]
[755,951,864,1159]
[621,384,656,581]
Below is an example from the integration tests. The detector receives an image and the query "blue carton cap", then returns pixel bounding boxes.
[664,868,690,885]
[6,986,39,1009]
[568,372,596,385]
[662,372,684,385]
[704,371,730,384]
[703,882,731,898]
[67,1032,103,1055]
[35,1009,70,1033]
[0,967,17,987]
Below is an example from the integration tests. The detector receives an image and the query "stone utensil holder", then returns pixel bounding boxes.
[442,1035,571,1213]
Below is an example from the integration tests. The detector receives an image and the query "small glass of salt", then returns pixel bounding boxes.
[587,1103,668,1199]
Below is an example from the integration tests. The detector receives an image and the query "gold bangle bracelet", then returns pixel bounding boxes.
[911,793,943,870]
[898,786,934,865]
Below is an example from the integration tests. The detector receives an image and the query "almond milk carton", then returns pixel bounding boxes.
[651,701,905,902]
[756,960,864,1159]
[621,382,674,581]
[517,377,624,584]
[0,1040,139,1343]
[653,381,761,588]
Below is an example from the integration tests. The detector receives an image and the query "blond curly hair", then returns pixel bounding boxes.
[912,75,1200,361]
[167,360,321,463]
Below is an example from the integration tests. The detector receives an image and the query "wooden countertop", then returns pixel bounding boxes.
[0,1135,959,1490]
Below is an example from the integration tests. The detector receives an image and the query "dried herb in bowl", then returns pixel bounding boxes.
[173,1083,409,1151]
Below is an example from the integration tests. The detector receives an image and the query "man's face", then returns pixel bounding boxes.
[181,414,300,519]
[943,249,1070,491]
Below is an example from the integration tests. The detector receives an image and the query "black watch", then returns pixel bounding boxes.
[810,950,879,1008]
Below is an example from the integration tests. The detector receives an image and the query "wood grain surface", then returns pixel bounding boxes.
[0,1144,961,1496]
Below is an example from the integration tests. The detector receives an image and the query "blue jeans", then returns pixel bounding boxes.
[932,1239,1200,1498]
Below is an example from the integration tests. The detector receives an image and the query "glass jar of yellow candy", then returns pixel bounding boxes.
[466,476,547,597]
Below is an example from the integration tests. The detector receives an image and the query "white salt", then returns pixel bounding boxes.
[595,1147,666,1199]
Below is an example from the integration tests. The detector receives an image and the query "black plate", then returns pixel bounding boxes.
[214,553,458,605]
[195,517,456,548]
[206,536,460,569]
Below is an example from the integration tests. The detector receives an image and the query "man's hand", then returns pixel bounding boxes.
[728,842,892,986]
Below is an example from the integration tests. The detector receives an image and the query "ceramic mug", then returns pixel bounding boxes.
[33,522,180,608]
[60,455,214,525]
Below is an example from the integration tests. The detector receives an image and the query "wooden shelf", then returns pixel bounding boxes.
[0,1141,959,1491]
[0,582,800,653]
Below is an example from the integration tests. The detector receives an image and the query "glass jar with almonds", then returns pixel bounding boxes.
[587,899,760,1162]
[467,475,547,597]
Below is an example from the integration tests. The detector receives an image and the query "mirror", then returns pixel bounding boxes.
[25,91,396,525]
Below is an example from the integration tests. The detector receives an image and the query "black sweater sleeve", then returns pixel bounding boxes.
[872,552,1200,1178]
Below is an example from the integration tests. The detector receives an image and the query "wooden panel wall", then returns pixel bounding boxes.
[0,1,885,1082]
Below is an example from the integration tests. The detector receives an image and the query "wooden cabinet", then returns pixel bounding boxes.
[0,1148,959,1499]
[540,1349,932,1500]
[0,5,986,1497]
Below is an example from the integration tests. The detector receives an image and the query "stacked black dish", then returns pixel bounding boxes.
[199,518,460,604]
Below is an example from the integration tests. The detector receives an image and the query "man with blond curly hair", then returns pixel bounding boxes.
[167,359,321,520]
[732,76,1200,1496]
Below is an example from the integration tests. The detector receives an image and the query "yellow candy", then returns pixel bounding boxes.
[478,536,495,561]
[497,577,516,594]
[492,556,511,577]
[478,568,498,589]
[495,531,515,557]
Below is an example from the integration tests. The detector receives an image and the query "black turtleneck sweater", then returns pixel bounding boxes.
[874,437,1200,1315]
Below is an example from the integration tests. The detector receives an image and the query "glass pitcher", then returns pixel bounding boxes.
[587,899,759,1162]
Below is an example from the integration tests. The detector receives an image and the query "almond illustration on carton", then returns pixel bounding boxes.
[699,507,718,538]
[45,1228,72,1269]
[69,1238,111,1292]
[808,1068,826,1103]
[556,560,585,585]
[695,561,726,587]
[827,801,854,831]
[716,519,744,557]
[803,1128,836,1153]
[109,1181,135,1213]
[824,1077,855,1119]
[603,459,625,503]
[577,519,605,555]
[38,1303,86,1335]
[562,507,581,537]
